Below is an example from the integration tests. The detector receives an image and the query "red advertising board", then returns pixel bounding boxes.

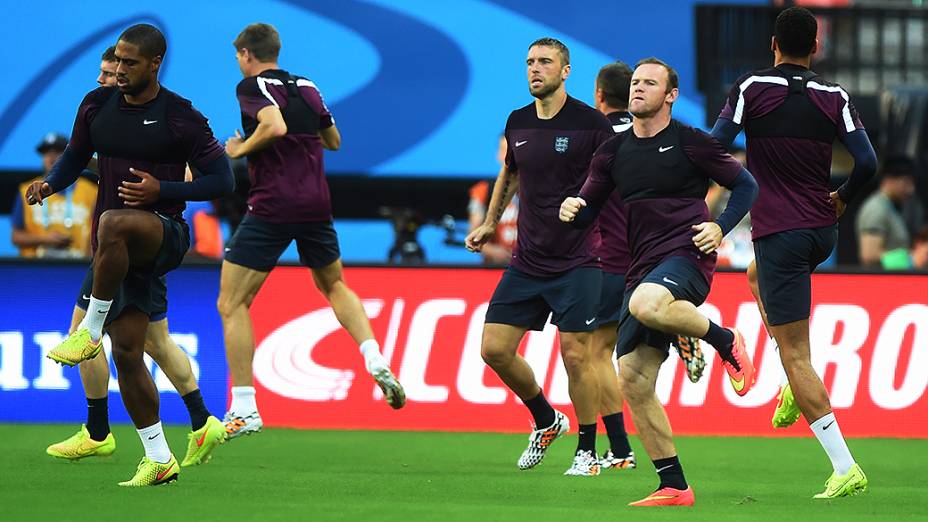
[249,267,928,438]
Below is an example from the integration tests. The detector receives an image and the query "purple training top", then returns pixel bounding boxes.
[595,110,633,275]
[718,64,864,239]
[237,69,335,223]
[67,86,225,250]
[504,95,613,276]
[580,120,742,287]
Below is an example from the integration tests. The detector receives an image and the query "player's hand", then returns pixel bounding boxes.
[119,168,161,207]
[465,223,497,252]
[559,196,587,222]
[830,191,846,218]
[225,130,245,159]
[692,222,723,254]
[44,231,72,248]
[25,181,52,206]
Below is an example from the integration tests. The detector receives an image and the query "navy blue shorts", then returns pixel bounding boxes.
[753,225,837,326]
[616,256,710,358]
[76,213,186,325]
[224,214,341,272]
[595,271,626,327]
[485,266,602,332]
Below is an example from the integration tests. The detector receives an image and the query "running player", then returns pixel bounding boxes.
[30,24,235,486]
[466,38,613,476]
[45,45,226,469]
[710,7,876,498]
[561,58,758,505]
[219,23,405,438]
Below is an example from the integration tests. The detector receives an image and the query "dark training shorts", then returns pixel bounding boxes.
[753,225,837,326]
[76,213,187,325]
[595,271,626,327]
[616,256,710,359]
[224,214,341,272]
[485,266,602,332]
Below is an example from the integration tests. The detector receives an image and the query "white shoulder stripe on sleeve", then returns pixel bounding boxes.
[295,78,332,114]
[256,77,283,108]
[807,81,855,133]
[733,75,788,125]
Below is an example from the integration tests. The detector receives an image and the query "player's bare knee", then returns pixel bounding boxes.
[216,292,242,318]
[629,297,662,328]
[481,342,513,368]
[110,343,143,370]
[559,343,590,377]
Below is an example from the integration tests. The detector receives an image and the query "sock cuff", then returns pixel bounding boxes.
[231,386,256,397]
[810,411,837,430]
[88,296,113,308]
[359,339,380,356]
[137,421,163,436]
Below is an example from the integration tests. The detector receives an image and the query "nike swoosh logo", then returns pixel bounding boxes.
[82,294,91,300]
[196,431,207,447]
[730,375,745,392]
[642,494,678,501]
[143,119,158,125]
[655,465,675,473]
[659,146,674,152]
[156,461,176,482]
[822,420,835,430]
[97,310,108,314]
[662,277,678,286]
[585,318,596,325]
[148,433,160,440]
[515,140,528,147]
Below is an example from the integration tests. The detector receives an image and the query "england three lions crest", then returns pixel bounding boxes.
[554,136,569,153]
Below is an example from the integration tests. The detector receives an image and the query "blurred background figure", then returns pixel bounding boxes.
[856,157,923,268]
[468,135,517,265]
[11,133,97,258]
[911,226,928,270]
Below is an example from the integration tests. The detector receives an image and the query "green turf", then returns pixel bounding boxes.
[1,424,924,521]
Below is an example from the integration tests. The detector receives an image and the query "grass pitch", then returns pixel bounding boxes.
[1,424,924,521]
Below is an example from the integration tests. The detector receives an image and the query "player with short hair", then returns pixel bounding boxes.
[219,23,405,438]
[561,57,758,505]
[31,24,235,486]
[467,37,614,476]
[45,44,227,471]
[710,6,877,498]
[591,61,709,471]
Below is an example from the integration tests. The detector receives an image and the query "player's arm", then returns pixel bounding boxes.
[562,136,619,226]
[9,194,71,249]
[710,118,742,147]
[710,75,747,148]
[832,129,878,217]
[26,145,94,205]
[225,106,287,159]
[465,164,518,252]
[320,124,340,151]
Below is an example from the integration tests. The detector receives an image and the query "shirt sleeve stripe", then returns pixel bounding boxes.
[733,75,788,125]
[807,81,855,133]
[256,77,283,108]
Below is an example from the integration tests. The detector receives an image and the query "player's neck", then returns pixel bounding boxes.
[250,62,280,77]
[124,82,161,105]
[774,54,812,69]
[535,89,567,120]
[602,105,627,117]
[632,110,671,138]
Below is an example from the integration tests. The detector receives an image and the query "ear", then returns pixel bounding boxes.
[151,54,163,72]
[665,87,679,105]
[562,63,571,81]
[811,38,819,56]
[771,35,777,53]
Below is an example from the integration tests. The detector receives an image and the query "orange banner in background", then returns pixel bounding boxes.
[249,268,928,438]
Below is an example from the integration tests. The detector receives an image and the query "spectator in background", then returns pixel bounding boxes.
[468,134,517,264]
[11,133,97,258]
[182,166,225,259]
[912,227,928,270]
[856,157,917,268]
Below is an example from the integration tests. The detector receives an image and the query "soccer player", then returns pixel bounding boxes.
[590,62,710,471]
[710,7,877,498]
[45,45,227,469]
[218,23,405,437]
[29,24,235,486]
[466,38,613,476]
[560,58,758,505]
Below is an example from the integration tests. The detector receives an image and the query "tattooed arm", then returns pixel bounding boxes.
[465,164,519,253]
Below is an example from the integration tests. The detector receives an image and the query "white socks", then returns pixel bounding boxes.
[360,339,387,374]
[230,386,257,415]
[137,422,171,464]
[82,296,112,342]
[810,412,855,475]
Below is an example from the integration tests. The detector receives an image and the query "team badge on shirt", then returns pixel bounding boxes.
[554,136,570,153]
